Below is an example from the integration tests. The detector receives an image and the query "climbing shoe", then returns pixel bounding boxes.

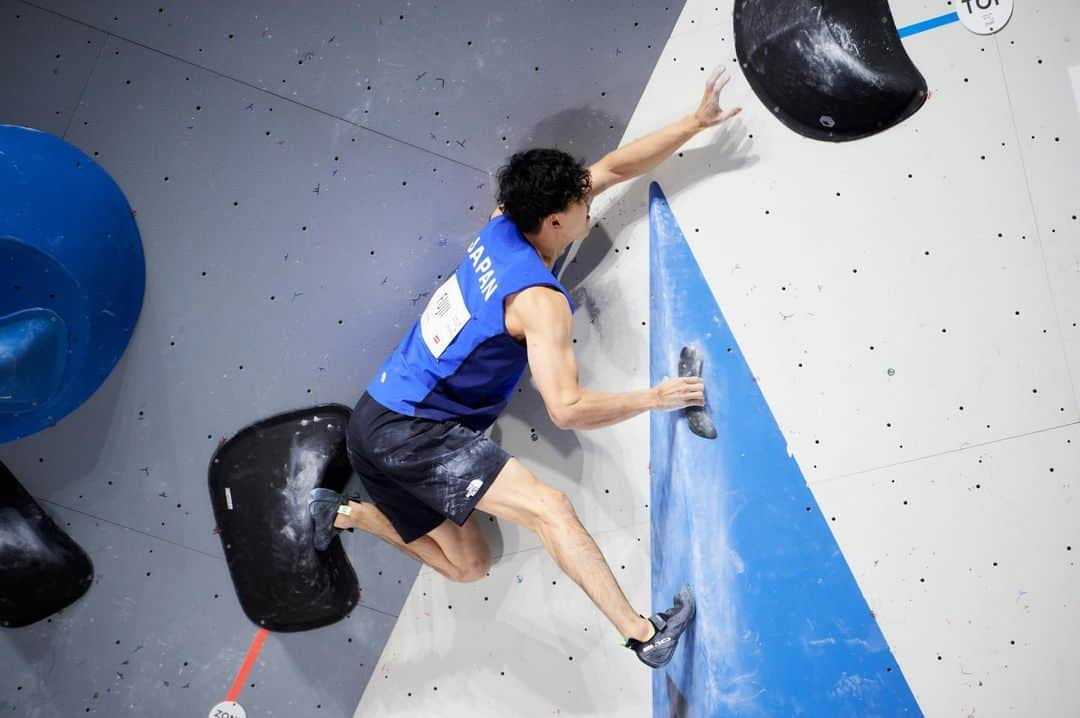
[308,487,354,551]
[624,585,696,668]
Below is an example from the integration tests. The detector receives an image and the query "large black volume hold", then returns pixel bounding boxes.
[0,462,94,628]
[208,404,360,632]
[735,0,928,141]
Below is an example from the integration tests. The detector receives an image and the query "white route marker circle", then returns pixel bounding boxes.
[208,701,247,718]
[956,0,1014,35]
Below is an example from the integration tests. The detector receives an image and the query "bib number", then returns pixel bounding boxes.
[420,273,470,359]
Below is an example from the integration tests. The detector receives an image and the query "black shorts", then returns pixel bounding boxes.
[345,391,512,544]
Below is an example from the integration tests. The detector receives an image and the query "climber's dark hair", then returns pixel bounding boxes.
[495,149,592,234]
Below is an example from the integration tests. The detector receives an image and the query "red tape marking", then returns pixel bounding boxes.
[226,628,269,703]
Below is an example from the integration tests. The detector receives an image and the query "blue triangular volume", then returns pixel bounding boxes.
[648,182,921,716]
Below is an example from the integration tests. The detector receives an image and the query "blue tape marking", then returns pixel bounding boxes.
[648,182,923,717]
[898,12,960,38]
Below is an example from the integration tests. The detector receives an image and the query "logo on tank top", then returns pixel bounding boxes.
[466,235,499,301]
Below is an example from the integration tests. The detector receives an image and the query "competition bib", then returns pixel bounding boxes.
[420,273,470,359]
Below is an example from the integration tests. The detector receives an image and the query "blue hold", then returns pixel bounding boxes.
[0,125,146,444]
[0,308,69,412]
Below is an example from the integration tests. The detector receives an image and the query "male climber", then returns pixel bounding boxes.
[310,66,741,668]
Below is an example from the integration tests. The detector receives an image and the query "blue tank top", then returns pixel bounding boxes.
[366,215,576,431]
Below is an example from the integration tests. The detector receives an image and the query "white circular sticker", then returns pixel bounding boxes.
[956,0,1014,35]
[208,701,246,718]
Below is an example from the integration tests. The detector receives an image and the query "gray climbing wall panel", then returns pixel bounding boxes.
[0,0,684,714]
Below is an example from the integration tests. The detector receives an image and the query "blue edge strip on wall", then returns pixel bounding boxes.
[898,11,960,38]
[647,182,923,716]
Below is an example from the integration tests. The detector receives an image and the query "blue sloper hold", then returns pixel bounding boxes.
[734,0,928,141]
[0,308,69,412]
[648,181,922,716]
[0,125,146,444]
